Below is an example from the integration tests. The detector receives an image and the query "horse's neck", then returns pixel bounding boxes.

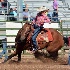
[27,30,33,41]
[31,25,35,32]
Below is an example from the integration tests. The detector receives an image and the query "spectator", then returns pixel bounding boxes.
[0,0,1,6]
[46,9,52,21]
[9,8,17,21]
[13,7,17,20]
[9,8,14,21]
[1,0,7,7]
[0,0,2,12]
[25,4,28,8]
[0,38,8,59]
[13,7,17,13]
[23,0,25,8]
[52,0,59,22]
[1,0,11,9]
[30,13,35,21]
[23,8,29,21]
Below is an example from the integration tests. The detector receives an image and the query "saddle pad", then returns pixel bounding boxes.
[36,28,53,42]
[36,33,44,41]
[46,28,53,41]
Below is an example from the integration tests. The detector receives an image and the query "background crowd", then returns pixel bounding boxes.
[0,0,59,22]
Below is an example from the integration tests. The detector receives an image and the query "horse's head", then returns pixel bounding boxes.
[20,21,31,41]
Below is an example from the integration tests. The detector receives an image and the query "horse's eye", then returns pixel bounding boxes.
[22,29,24,30]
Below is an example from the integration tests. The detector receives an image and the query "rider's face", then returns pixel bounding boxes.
[42,11,47,15]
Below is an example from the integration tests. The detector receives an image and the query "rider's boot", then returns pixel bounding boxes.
[32,46,38,53]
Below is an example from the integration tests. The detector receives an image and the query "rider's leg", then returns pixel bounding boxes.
[32,27,40,51]
[40,26,48,32]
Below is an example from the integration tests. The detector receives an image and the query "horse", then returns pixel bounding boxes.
[4,21,64,62]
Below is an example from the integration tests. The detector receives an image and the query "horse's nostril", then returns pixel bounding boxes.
[20,36,25,41]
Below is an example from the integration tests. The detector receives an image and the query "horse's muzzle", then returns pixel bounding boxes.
[20,36,25,41]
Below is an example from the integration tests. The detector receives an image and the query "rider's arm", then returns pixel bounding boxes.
[44,16,51,23]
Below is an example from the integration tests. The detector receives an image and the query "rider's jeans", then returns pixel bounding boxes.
[32,24,43,49]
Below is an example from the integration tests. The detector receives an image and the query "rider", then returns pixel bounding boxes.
[32,6,51,52]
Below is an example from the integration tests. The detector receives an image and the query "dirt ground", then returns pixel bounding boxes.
[0,54,70,70]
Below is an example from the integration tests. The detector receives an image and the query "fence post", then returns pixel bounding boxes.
[68,49,70,65]
[59,20,63,35]
[17,0,23,21]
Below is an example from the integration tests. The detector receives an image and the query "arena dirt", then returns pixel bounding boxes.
[0,54,70,70]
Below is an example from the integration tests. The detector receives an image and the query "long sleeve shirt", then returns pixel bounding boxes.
[33,15,51,26]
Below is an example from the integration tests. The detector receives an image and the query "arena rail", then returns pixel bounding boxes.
[0,21,70,55]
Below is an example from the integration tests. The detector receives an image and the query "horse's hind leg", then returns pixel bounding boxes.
[48,51,58,58]
[4,51,17,63]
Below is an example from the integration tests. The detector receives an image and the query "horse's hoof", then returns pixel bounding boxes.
[17,60,21,63]
[18,59,21,62]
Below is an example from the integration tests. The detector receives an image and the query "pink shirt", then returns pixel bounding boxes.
[33,15,51,26]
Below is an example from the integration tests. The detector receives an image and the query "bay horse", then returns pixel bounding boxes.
[4,21,64,62]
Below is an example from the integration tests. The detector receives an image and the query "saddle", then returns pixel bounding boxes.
[36,28,53,42]
[27,28,53,43]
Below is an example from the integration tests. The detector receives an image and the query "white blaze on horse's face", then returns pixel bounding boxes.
[20,27,30,41]
[26,27,29,32]
[24,27,30,35]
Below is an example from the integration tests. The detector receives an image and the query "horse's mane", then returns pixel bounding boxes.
[15,21,31,42]
[21,21,31,29]
[25,21,31,25]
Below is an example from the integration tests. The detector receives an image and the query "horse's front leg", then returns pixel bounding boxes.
[17,50,24,62]
[3,51,17,63]
[18,52,21,61]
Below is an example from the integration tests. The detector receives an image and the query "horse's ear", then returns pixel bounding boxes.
[25,21,30,25]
